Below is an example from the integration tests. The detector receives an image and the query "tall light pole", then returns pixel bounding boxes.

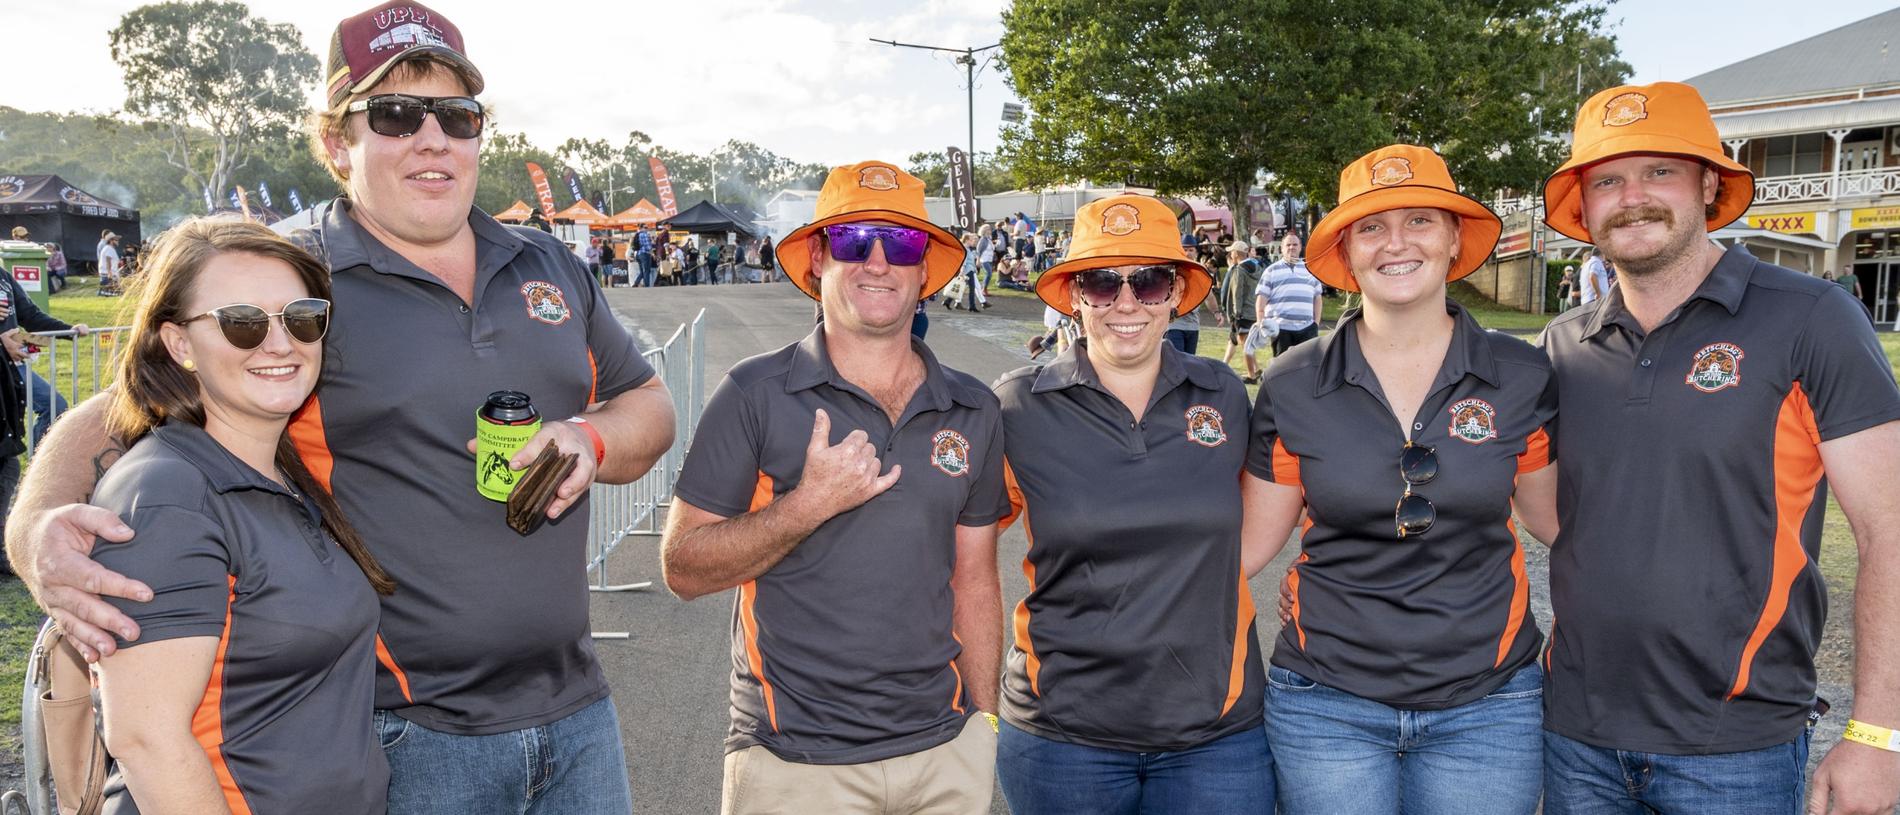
[869,38,999,164]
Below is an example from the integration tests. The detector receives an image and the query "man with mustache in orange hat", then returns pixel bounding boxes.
[662,161,1006,815]
[1538,82,1900,815]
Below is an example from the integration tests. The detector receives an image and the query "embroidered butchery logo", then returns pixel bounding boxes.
[1686,342,1743,393]
[931,430,970,476]
[1603,92,1650,127]
[1101,203,1142,236]
[1184,405,1228,447]
[858,165,900,191]
[1448,398,1499,444]
[1370,157,1414,187]
[520,281,570,325]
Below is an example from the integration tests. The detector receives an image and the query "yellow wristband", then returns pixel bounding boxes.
[1843,719,1900,753]
[983,713,999,733]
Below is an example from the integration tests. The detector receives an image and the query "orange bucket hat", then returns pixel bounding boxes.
[1037,194,1212,318]
[1306,145,1501,293]
[1542,81,1753,243]
[775,161,965,301]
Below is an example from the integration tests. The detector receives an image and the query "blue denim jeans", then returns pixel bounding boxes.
[378,696,632,815]
[1267,662,1545,815]
[635,253,657,287]
[1543,729,1810,814]
[995,719,1274,815]
[22,367,65,444]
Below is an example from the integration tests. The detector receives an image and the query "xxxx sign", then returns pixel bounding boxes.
[1745,212,1817,234]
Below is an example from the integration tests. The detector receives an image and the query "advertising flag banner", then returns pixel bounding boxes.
[947,146,977,230]
[562,169,585,204]
[229,188,241,208]
[258,181,274,208]
[289,188,304,213]
[649,157,678,216]
[526,162,559,219]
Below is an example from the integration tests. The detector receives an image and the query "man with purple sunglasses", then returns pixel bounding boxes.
[663,160,1006,814]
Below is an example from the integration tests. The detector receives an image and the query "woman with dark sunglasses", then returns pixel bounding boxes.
[87,219,395,814]
[990,193,1272,814]
[1242,145,1559,814]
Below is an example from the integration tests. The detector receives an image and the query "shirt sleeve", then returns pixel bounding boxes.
[958,408,1009,526]
[1793,286,1900,441]
[672,375,764,518]
[1244,378,1301,486]
[578,262,655,402]
[92,505,232,648]
[13,276,70,333]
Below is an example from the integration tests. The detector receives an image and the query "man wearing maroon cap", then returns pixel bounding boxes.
[7,3,675,813]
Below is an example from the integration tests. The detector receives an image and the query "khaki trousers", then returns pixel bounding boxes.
[721,715,996,815]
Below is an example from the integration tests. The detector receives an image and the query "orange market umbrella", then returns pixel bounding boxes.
[494,199,534,222]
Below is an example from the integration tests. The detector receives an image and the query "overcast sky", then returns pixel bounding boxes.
[4,1,1895,167]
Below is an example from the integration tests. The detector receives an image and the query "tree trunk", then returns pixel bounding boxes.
[1224,176,1251,240]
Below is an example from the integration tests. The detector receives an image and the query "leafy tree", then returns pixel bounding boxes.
[109,1,318,215]
[998,0,1629,234]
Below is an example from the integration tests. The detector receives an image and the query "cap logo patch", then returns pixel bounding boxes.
[931,430,970,477]
[1686,342,1743,393]
[520,281,571,325]
[1185,405,1228,447]
[1101,203,1142,236]
[1603,92,1650,127]
[858,166,900,191]
[1448,398,1498,445]
[1370,157,1414,187]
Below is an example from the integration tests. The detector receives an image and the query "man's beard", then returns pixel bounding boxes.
[1597,204,1700,278]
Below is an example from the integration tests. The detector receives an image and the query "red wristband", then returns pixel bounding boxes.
[566,416,606,466]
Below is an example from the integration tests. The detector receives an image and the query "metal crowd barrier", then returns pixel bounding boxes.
[583,308,707,595]
[20,327,130,454]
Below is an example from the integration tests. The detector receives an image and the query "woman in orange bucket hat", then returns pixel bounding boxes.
[1247,145,1560,814]
[992,192,1275,813]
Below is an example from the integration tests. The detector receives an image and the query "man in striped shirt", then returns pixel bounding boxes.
[1255,231,1324,355]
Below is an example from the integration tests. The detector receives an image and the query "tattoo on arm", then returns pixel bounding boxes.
[87,441,127,501]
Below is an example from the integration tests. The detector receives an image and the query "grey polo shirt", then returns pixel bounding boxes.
[993,342,1265,752]
[1540,245,1900,754]
[673,327,1009,765]
[95,422,387,815]
[1246,301,1555,709]
[289,200,653,735]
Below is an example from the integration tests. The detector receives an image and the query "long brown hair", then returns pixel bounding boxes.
[108,219,395,594]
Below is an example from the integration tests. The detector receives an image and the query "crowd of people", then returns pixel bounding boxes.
[577,230,778,288]
[1,2,1897,815]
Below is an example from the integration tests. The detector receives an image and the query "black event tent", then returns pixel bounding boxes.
[665,200,759,236]
[0,175,142,267]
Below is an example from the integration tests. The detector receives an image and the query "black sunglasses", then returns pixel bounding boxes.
[181,298,330,351]
[1396,441,1438,539]
[1074,265,1178,308]
[347,94,485,139]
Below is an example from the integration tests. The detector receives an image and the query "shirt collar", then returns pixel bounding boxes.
[785,326,983,411]
[1315,299,1499,397]
[1029,339,1220,395]
[1579,244,1756,341]
[320,197,526,289]
[150,422,322,524]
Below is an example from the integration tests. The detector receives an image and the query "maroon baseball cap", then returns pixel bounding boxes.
[325,2,485,107]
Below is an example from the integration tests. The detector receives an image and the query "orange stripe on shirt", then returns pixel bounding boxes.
[1270,438,1302,486]
[1288,516,1314,650]
[948,633,967,715]
[1220,573,1257,717]
[587,350,599,405]
[191,576,254,815]
[1002,460,1046,696]
[741,473,782,730]
[1728,385,1824,699]
[374,635,414,704]
[1496,513,1531,667]
[287,395,334,494]
[1517,427,1551,474]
